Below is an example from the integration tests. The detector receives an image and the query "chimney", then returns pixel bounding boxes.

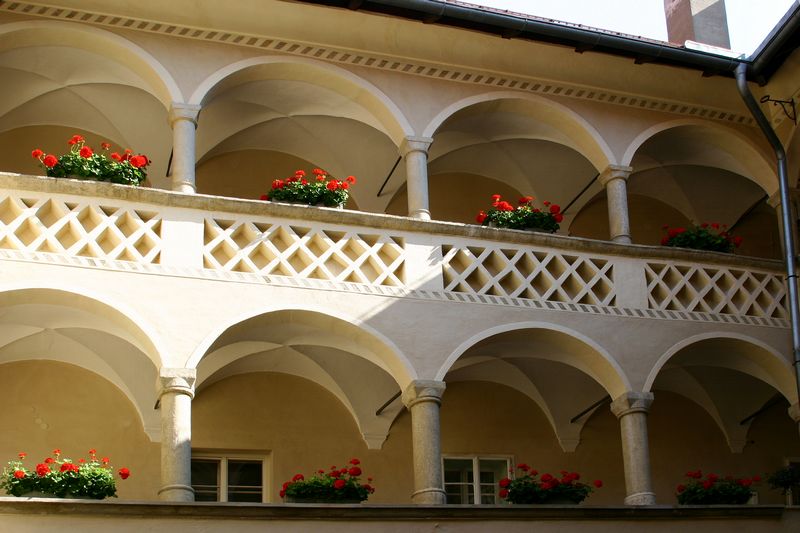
[664,0,731,49]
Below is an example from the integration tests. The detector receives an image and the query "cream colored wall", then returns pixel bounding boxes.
[649,391,800,505]
[385,172,524,224]
[191,372,414,504]
[0,361,160,500]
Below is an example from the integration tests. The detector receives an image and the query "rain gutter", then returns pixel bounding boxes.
[736,62,800,410]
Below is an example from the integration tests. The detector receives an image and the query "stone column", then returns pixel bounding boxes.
[158,368,196,502]
[401,380,446,504]
[768,188,799,255]
[400,137,433,221]
[599,165,633,244]
[610,391,656,505]
[168,103,202,193]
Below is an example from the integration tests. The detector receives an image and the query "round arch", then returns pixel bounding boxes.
[421,91,616,172]
[0,284,166,440]
[186,304,417,389]
[189,56,414,146]
[643,331,796,403]
[0,20,182,107]
[621,119,777,195]
[435,321,631,398]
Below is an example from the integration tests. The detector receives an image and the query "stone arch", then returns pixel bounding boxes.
[189,56,414,146]
[422,91,616,173]
[188,305,417,450]
[0,285,165,440]
[621,118,777,195]
[436,321,630,452]
[644,332,795,452]
[0,20,182,107]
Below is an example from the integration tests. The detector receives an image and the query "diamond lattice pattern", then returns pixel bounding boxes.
[203,218,405,286]
[645,262,787,318]
[0,193,161,263]
[441,244,615,305]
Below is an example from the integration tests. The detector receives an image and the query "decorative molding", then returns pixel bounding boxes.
[0,1,755,126]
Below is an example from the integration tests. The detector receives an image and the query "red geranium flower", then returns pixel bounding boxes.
[79,146,93,158]
[349,467,362,477]
[118,467,130,479]
[31,149,43,159]
[18,452,26,459]
[499,488,509,498]
[101,142,111,150]
[35,463,50,477]
[593,479,603,488]
[43,154,58,168]
[349,458,360,465]
[13,470,25,479]
[67,135,84,146]
[333,479,346,490]
[346,175,356,184]
[292,474,304,482]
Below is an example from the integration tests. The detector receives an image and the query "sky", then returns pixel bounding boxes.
[461,0,797,57]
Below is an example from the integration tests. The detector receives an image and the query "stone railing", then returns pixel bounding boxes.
[0,173,788,327]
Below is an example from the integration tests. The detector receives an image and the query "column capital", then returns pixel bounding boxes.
[168,103,201,127]
[598,165,633,187]
[789,402,800,423]
[610,391,654,418]
[400,136,433,157]
[159,367,196,399]
[402,380,446,408]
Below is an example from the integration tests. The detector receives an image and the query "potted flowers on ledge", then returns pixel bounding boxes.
[660,223,742,253]
[32,134,150,186]
[476,195,563,233]
[499,464,602,504]
[1,449,130,499]
[280,458,374,503]
[261,168,356,208]
[676,470,758,505]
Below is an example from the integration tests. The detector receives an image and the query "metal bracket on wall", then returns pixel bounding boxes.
[760,95,797,124]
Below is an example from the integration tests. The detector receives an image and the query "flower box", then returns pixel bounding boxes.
[676,470,759,505]
[476,195,562,233]
[499,464,602,504]
[1,449,130,500]
[32,135,150,186]
[262,169,356,208]
[280,458,374,503]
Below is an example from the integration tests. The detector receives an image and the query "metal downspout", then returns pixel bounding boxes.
[735,62,800,410]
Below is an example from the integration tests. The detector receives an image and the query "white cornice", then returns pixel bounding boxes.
[0,0,755,127]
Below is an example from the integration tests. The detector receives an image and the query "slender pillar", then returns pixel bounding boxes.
[610,391,656,505]
[401,380,446,504]
[768,189,799,255]
[158,368,196,502]
[168,103,201,193]
[599,165,634,244]
[400,137,433,221]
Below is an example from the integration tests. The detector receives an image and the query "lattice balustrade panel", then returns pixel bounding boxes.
[645,262,787,318]
[441,244,615,306]
[0,193,161,263]
[203,218,405,286]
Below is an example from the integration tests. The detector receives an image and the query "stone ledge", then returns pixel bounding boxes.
[0,172,784,271]
[0,498,788,521]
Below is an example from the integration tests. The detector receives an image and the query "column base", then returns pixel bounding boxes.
[411,487,447,504]
[172,180,197,194]
[410,209,431,221]
[611,234,632,244]
[623,491,656,506]
[158,484,195,502]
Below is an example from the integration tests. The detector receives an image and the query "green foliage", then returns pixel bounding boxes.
[499,464,601,504]
[676,470,756,505]
[32,134,149,186]
[766,464,800,494]
[1,449,129,499]
[265,169,355,208]
[476,195,562,233]
[660,223,742,253]
[281,459,374,503]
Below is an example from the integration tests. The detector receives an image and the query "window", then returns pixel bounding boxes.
[443,456,511,504]
[191,454,267,502]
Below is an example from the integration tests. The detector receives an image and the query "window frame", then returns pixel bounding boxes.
[441,454,513,505]
[191,451,270,503]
